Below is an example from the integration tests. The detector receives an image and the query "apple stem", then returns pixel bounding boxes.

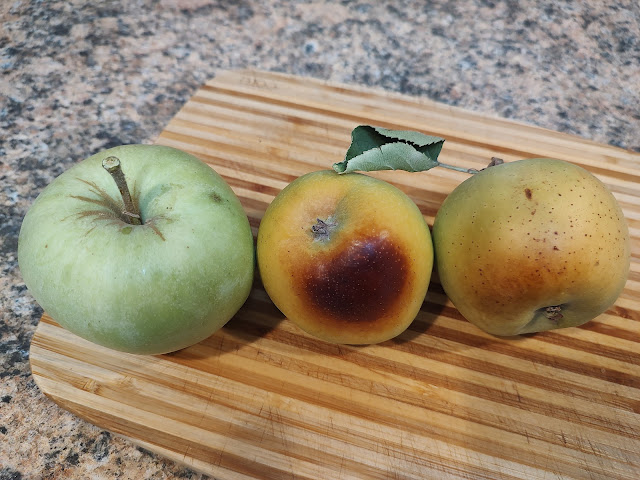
[437,162,480,174]
[102,156,142,225]
[438,157,504,175]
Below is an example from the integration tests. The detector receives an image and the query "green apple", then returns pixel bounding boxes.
[432,158,630,336]
[18,144,255,354]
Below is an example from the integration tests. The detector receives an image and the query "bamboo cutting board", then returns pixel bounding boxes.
[30,70,640,480]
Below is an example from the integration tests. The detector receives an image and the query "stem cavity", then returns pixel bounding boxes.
[102,156,142,225]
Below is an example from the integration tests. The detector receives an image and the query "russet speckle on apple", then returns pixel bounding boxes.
[18,144,255,355]
[432,158,631,336]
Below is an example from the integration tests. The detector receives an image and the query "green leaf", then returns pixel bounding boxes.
[333,125,445,174]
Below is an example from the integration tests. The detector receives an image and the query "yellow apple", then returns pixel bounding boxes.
[432,158,630,336]
[256,170,433,344]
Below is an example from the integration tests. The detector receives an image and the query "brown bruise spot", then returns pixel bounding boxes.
[524,188,533,200]
[459,230,599,316]
[301,234,409,325]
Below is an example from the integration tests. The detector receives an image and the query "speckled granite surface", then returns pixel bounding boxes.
[1,1,639,478]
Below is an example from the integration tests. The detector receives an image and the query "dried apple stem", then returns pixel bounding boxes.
[438,157,504,175]
[436,162,479,174]
[102,156,142,225]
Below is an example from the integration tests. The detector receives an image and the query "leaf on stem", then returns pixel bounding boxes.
[333,125,445,174]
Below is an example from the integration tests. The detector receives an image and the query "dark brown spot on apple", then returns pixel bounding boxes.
[525,188,533,200]
[210,191,223,203]
[302,234,408,324]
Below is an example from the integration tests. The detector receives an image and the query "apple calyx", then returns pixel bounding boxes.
[543,305,564,323]
[102,156,142,225]
[311,217,337,242]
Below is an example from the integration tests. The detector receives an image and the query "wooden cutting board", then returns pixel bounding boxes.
[30,70,640,480]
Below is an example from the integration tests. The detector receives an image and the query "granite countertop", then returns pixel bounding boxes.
[1,1,638,479]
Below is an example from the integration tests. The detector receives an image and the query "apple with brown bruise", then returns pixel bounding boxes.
[256,170,433,344]
[432,158,630,336]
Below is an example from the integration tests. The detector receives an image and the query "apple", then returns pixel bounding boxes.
[432,158,630,336]
[256,170,433,344]
[18,144,255,354]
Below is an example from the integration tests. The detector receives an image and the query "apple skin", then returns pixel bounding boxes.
[432,158,630,336]
[18,144,255,354]
[256,170,433,345]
